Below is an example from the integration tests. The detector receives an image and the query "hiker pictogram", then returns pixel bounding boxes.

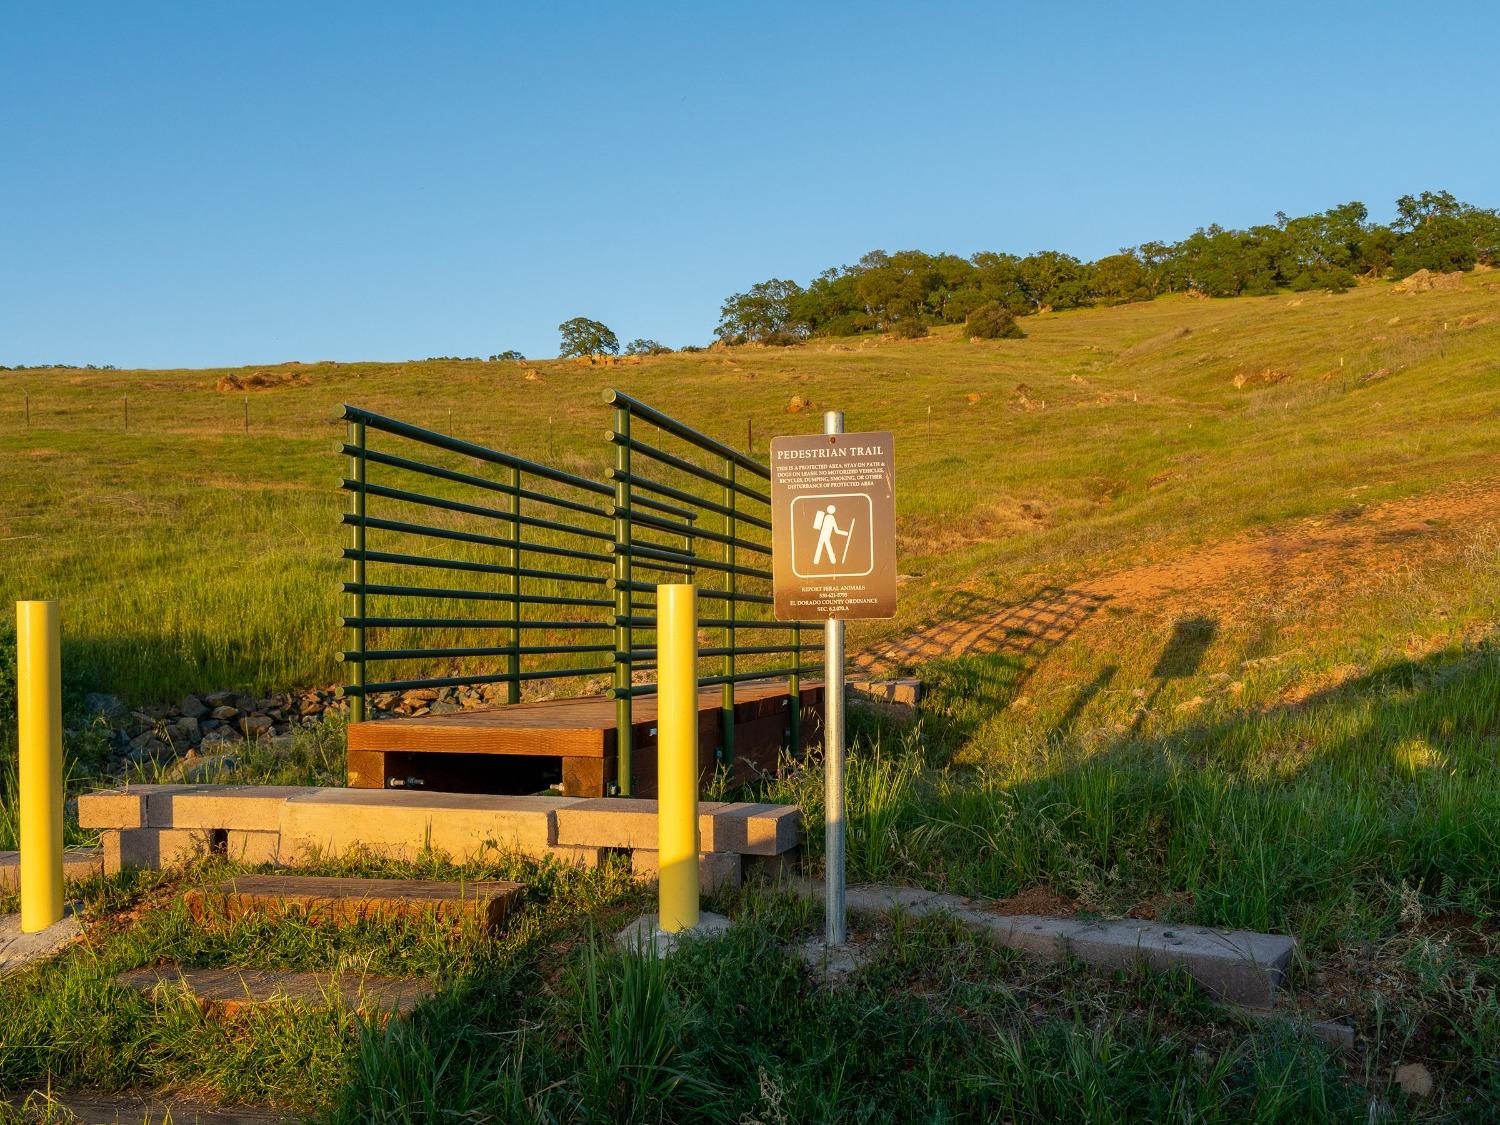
[813,503,854,566]
[789,492,874,579]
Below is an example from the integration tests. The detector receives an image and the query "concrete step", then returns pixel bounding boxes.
[117,963,434,1018]
[796,880,1297,1008]
[0,846,104,890]
[555,799,801,854]
[184,874,524,931]
[76,785,804,872]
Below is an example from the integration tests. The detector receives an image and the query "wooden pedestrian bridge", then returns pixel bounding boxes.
[338,390,824,798]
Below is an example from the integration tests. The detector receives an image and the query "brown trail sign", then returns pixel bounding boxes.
[770,419,898,951]
[769,431,897,621]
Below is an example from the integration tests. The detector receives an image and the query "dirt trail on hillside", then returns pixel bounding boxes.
[855,481,1500,675]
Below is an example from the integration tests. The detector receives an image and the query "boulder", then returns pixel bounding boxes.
[240,714,274,735]
[83,693,129,722]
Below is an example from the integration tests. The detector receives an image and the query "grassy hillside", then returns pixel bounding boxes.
[3,275,1500,1117]
[2,273,1497,704]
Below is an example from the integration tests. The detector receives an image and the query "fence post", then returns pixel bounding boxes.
[721,459,736,770]
[506,464,521,704]
[17,600,64,933]
[612,403,633,795]
[656,583,700,932]
[347,419,367,723]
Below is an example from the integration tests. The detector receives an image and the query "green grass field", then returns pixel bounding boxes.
[2,272,1496,703]
[2,274,1499,1119]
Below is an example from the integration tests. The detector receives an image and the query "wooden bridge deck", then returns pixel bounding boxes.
[347,679,823,797]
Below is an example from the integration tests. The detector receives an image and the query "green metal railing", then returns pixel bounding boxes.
[339,405,625,722]
[339,394,821,794]
[603,389,823,795]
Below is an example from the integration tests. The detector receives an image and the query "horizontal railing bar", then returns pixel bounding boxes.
[343,404,611,496]
[344,665,615,697]
[616,615,823,631]
[624,644,799,659]
[603,389,768,479]
[343,445,608,520]
[342,643,614,662]
[344,548,607,585]
[342,515,614,565]
[616,505,772,555]
[605,433,771,505]
[611,668,815,697]
[344,480,615,543]
[344,582,612,607]
[609,578,773,605]
[616,541,772,581]
[698,645,802,658]
[620,559,696,578]
[605,469,773,532]
[341,616,614,631]
[699,668,821,688]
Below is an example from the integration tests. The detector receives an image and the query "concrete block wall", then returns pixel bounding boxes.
[76,785,803,881]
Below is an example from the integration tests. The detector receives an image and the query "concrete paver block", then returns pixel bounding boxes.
[148,786,307,831]
[555,799,801,855]
[224,832,284,866]
[703,803,802,855]
[77,785,178,829]
[103,829,217,875]
[78,784,306,831]
[615,910,732,958]
[0,848,104,891]
[0,903,83,978]
[630,850,742,894]
[962,910,1296,1008]
[278,789,575,864]
[849,678,922,706]
[799,880,1297,1009]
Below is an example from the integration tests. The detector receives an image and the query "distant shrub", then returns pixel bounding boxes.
[760,329,804,347]
[678,344,705,353]
[1288,267,1355,293]
[624,338,672,356]
[965,302,1025,340]
[490,349,525,362]
[888,317,928,339]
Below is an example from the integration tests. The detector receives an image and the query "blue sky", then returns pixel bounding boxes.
[3,1,1497,368]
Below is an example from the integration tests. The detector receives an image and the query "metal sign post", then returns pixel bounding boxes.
[821,411,847,947]
[768,414,896,950]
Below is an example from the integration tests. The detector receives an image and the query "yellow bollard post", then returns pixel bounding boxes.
[656,583,700,933]
[17,600,64,933]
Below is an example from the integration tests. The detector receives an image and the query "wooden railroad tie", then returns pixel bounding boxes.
[116,964,434,1019]
[183,874,525,932]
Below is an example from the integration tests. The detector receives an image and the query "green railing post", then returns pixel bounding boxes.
[721,458,736,769]
[612,404,633,795]
[506,464,521,704]
[348,418,367,723]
